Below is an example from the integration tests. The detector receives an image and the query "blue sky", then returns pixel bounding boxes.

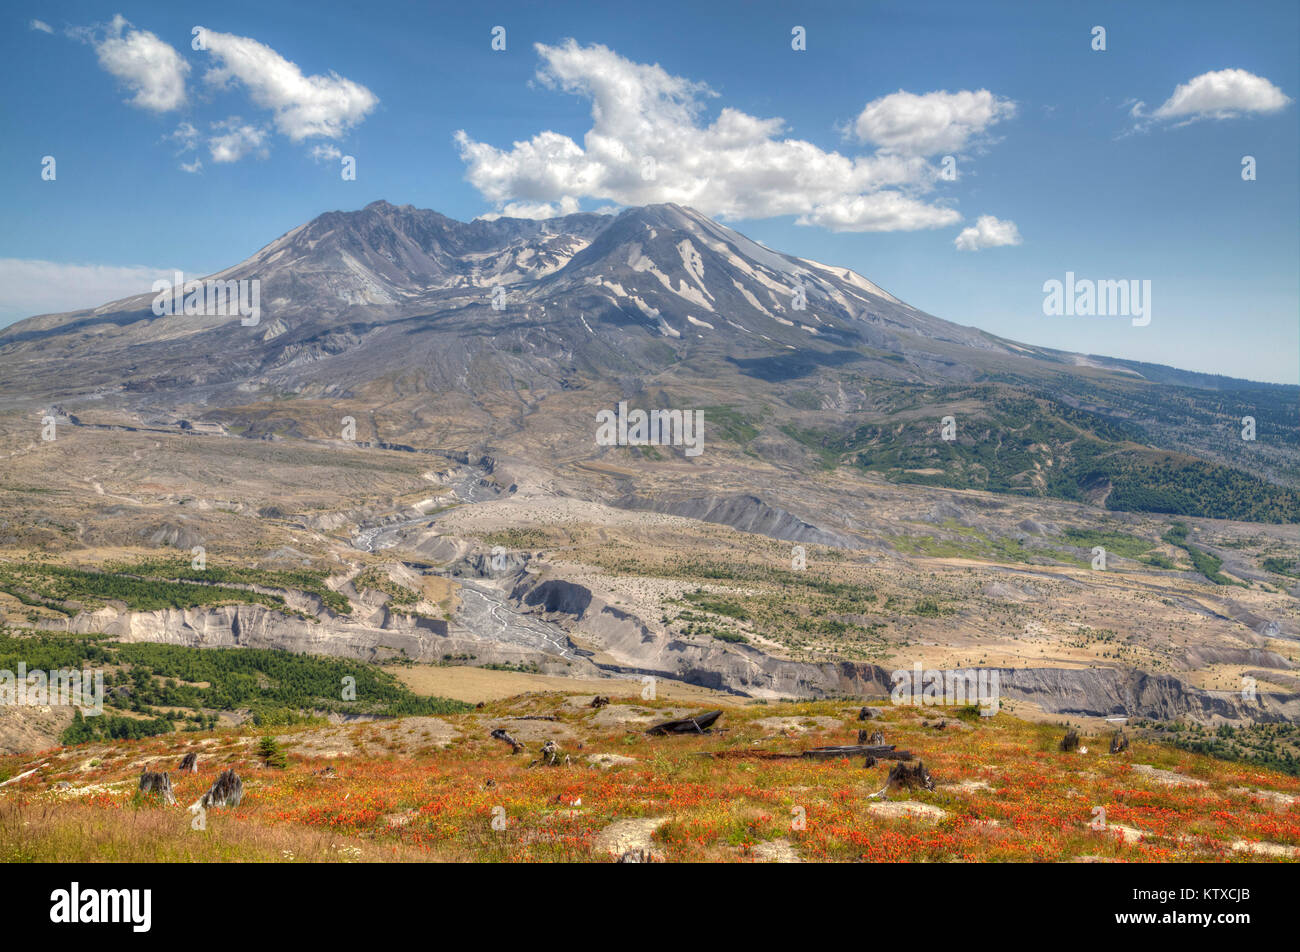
[2,0,1296,383]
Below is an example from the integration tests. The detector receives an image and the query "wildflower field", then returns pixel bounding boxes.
[2,694,1297,863]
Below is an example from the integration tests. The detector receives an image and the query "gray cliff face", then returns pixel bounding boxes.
[42,604,451,663]
[502,572,1300,722]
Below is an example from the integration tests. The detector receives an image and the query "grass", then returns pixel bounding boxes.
[1262,557,1300,579]
[1162,523,1237,586]
[891,520,1084,567]
[3,694,1298,863]
[1061,527,1158,561]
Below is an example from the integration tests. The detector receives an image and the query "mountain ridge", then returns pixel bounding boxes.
[1,201,1295,519]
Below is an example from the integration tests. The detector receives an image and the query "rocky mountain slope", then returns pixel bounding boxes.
[2,201,1294,517]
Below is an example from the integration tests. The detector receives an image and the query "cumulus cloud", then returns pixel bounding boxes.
[180,158,203,174]
[454,40,1010,232]
[196,26,378,141]
[208,118,269,163]
[800,193,960,231]
[30,19,54,34]
[0,259,186,324]
[478,197,584,221]
[850,89,1016,155]
[953,215,1022,251]
[87,14,189,112]
[1132,68,1291,127]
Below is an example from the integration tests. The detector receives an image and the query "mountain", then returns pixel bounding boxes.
[1,200,1296,522]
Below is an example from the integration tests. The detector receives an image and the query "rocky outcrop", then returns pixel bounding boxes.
[992,666,1300,723]
[518,579,592,616]
[613,493,863,549]
[40,604,451,664]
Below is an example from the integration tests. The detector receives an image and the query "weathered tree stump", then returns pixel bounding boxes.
[490,728,525,753]
[590,696,610,708]
[616,848,663,863]
[868,730,885,746]
[1109,729,1129,754]
[858,707,881,721]
[530,739,568,768]
[177,752,198,774]
[138,767,177,806]
[199,769,243,809]
[886,760,934,792]
[1060,728,1080,752]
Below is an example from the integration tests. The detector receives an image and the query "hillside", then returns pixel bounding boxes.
[3,683,1298,863]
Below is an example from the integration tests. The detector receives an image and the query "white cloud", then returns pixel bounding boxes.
[197,26,378,141]
[0,259,186,323]
[309,143,342,163]
[167,121,200,151]
[477,197,583,221]
[850,89,1016,155]
[1129,69,1292,131]
[454,40,1005,232]
[164,122,203,172]
[208,118,269,163]
[953,215,1022,251]
[800,193,961,231]
[90,14,189,112]
[1150,68,1291,122]
[30,19,53,34]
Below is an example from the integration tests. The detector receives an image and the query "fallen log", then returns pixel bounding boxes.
[490,728,525,753]
[0,762,49,788]
[646,710,723,735]
[801,744,911,761]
